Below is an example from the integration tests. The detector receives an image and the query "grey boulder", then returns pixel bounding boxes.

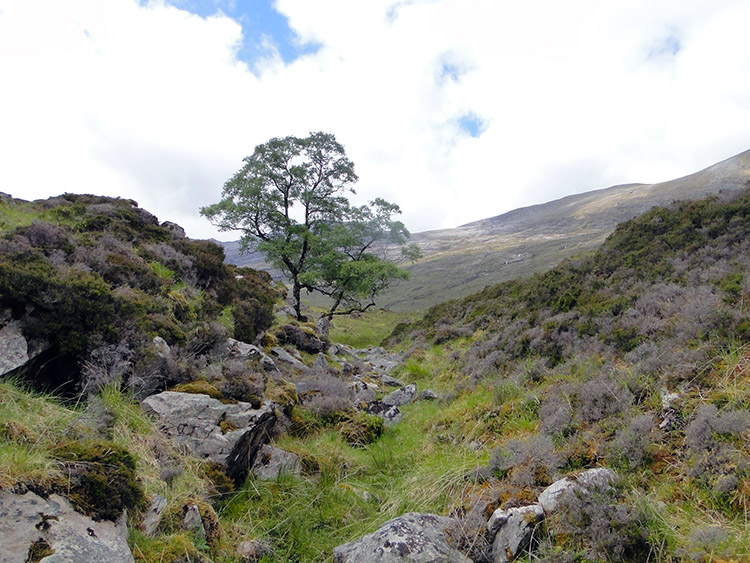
[0,491,133,563]
[333,512,471,563]
[142,391,276,483]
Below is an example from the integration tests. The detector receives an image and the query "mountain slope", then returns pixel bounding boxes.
[223,149,750,312]
[376,148,750,310]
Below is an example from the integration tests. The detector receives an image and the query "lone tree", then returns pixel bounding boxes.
[201,132,420,321]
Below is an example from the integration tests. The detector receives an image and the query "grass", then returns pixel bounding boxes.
[217,398,484,562]
[325,308,417,348]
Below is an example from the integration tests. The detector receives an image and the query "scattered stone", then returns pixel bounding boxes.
[418,389,440,401]
[489,504,545,563]
[224,338,262,360]
[365,401,403,426]
[183,504,206,539]
[152,336,172,360]
[252,444,301,480]
[0,491,134,563]
[333,512,472,563]
[237,539,273,561]
[312,353,329,371]
[383,383,417,407]
[139,495,167,537]
[360,347,401,373]
[270,347,307,370]
[380,374,407,388]
[348,381,378,405]
[537,467,616,514]
[141,391,276,484]
[316,316,331,338]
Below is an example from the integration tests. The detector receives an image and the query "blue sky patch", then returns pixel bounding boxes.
[648,32,681,60]
[165,0,321,65]
[458,113,486,138]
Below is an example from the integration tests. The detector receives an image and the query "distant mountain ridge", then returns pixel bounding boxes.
[223,148,750,311]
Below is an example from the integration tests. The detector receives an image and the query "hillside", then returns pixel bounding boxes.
[379,148,750,310]
[383,185,750,560]
[224,149,750,312]
[2,185,750,561]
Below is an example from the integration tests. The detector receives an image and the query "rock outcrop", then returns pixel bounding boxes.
[333,512,471,563]
[141,391,276,483]
[0,491,133,563]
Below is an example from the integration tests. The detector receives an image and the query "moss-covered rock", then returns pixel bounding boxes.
[52,440,145,521]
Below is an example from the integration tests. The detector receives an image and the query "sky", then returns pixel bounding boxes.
[1,0,750,240]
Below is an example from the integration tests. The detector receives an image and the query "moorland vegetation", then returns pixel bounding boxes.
[1,185,750,561]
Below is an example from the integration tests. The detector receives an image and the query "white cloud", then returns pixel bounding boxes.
[1,0,749,240]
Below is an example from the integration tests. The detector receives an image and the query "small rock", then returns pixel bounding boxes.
[315,316,331,338]
[141,391,277,484]
[252,445,301,480]
[277,324,327,354]
[153,336,172,360]
[418,389,440,401]
[382,383,417,407]
[183,504,205,539]
[237,539,273,561]
[537,467,616,514]
[260,354,278,372]
[365,401,402,426]
[269,347,307,370]
[0,491,134,563]
[139,495,167,536]
[348,381,378,405]
[312,353,329,371]
[0,320,38,376]
[225,338,262,359]
[380,374,407,387]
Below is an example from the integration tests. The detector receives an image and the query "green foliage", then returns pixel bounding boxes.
[201,132,416,320]
[339,412,384,447]
[0,193,279,395]
[171,380,224,400]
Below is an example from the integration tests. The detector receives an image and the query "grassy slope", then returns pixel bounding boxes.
[4,187,750,561]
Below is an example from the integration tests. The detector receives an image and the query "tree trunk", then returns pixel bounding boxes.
[292,281,305,321]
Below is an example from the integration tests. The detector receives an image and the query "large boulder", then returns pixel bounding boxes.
[537,467,616,514]
[142,391,276,483]
[488,504,545,563]
[333,512,471,563]
[0,491,133,563]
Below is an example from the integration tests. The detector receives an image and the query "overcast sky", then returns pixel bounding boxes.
[1,0,749,240]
